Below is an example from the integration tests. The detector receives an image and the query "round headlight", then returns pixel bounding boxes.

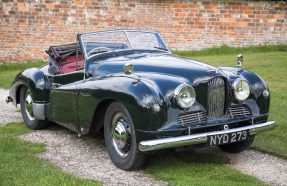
[174,84,196,108]
[233,79,250,101]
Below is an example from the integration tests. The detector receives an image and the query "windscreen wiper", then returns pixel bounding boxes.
[154,46,169,51]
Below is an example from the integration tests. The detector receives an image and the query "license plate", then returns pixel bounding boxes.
[207,130,249,146]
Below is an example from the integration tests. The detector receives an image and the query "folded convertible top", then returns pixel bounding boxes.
[45,43,81,62]
[46,42,129,62]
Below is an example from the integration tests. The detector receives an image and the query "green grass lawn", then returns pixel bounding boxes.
[144,150,263,186]
[0,45,286,185]
[0,61,46,89]
[0,123,101,186]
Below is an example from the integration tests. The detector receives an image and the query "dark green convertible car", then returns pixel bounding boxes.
[7,29,275,170]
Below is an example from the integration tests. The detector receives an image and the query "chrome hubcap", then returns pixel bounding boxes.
[25,89,35,121]
[111,113,131,158]
[113,122,127,149]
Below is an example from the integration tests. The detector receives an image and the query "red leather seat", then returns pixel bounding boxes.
[59,55,83,74]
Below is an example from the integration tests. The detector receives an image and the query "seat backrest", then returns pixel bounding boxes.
[59,55,83,74]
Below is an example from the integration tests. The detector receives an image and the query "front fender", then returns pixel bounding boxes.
[240,69,270,115]
[9,67,50,106]
[78,76,161,140]
[219,67,270,115]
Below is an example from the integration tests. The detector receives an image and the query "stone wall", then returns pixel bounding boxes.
[0,0,286,62]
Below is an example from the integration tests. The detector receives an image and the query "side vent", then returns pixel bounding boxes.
[229,105,252,118]
[177,111,207,126]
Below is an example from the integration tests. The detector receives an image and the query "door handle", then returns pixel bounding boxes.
[52,83,61,88]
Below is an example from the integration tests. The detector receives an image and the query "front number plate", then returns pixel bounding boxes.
[207,130,249,146]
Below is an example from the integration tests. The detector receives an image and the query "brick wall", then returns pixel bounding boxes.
[0,0,286,62]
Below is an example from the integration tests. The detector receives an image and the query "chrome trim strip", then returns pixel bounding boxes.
[32,103,51,120]
[123,30,132,48]
[139,121,276,152]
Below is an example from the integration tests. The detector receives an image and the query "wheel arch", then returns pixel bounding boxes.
[10,68,50,105]
[9,68,51,120]
[89,99,116,133]
[81,77,162,137]
[15,84,24,105]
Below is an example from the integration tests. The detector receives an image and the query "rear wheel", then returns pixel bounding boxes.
[20,86,48,130]
[104,102,146,170]
[218,135,255,153]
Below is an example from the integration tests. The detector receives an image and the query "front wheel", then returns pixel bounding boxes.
[218,135,255,153]
[20,86,48,130]
[104,102,146,170]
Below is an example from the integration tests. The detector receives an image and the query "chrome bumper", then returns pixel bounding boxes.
[139,121,276,152]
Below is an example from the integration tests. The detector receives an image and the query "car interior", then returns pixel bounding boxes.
[46,42,129,75]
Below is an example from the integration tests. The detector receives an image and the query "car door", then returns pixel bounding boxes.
[48,70,84,132]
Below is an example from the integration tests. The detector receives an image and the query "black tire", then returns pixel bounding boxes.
[218,135,255,153]
[20,86,48,130]
[104,102,146,170]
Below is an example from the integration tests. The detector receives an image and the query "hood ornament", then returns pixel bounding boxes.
[236,54,243,68]
[123,63,134,75]
[236,54,244,74]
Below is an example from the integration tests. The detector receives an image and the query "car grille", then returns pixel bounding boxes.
[208,77,225,118]
[229,105,252,118]
[177,111,207,126]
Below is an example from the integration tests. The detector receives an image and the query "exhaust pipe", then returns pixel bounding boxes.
[6,96,12,104]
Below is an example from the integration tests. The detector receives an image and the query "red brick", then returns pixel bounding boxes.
[173,4,181,8]
[0,0,286,62]
[244,10,252,14]
[248,23,255,26]
[175,9,182,12]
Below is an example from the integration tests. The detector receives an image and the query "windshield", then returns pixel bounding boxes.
[80,30,169,57]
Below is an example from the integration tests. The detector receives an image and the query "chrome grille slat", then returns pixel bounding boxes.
[179,115,205,119]
[179,118,205,122]
[177,111,207,126]
[229,105,252,118]
[208,77,225,118]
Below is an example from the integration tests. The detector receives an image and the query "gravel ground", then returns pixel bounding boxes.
[0,89,23,125]
[195,148,287,186]
[20,127,166,186]
[226,150,287,186]
[1,88,287,186]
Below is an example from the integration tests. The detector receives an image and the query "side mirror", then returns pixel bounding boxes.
[236,54,243,68]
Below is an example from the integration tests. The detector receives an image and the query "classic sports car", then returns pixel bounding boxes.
[7,29,275,170]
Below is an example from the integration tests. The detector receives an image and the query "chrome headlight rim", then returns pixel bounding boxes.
[232,79,251,101]
[174,84,196,109]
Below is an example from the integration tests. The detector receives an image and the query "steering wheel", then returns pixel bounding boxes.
[87,47,112,56]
